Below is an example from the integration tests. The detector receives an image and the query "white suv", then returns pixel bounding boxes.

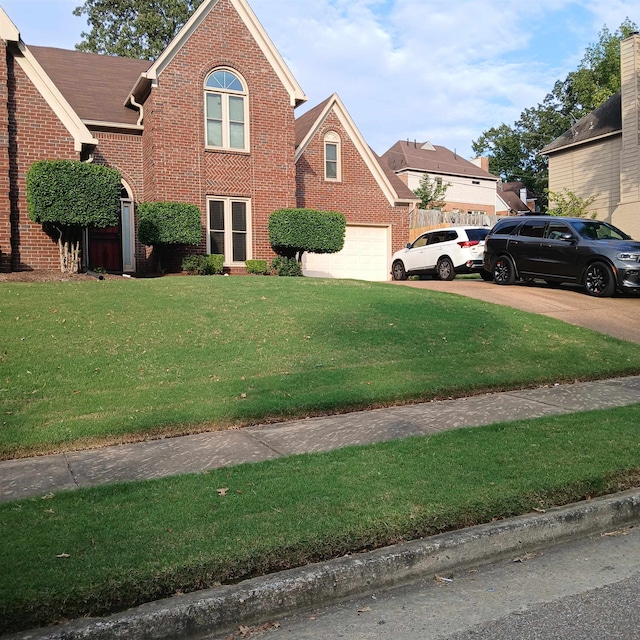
[391,226,491,281]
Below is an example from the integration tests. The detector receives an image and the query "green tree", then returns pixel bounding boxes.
[472,19,637,209]
[413,174,450,210]
[545,188,598,218]
[27,160,121,273]
[138,201,202,272]
[73,0,204,59]
[268,208,346,264]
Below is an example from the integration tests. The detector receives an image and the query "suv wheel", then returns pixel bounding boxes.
[493,256,516,285]
[392,260,407,281]
[436,257,455,281]
[583,261,615,297]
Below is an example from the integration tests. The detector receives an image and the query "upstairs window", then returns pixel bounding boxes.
[205,69,248,151]
[324,131,341,181]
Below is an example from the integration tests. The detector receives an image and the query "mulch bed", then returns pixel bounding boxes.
[0,270,124,282]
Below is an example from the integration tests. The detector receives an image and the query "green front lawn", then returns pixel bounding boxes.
[1,276,639,458]
[2,404,640,633]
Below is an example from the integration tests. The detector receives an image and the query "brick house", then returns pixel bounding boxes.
[0,0,417,280]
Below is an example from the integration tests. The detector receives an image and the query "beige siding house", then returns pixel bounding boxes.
[542,34,640,238]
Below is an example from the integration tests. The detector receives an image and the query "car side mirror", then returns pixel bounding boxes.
[560,233,574,241]
[406,242,412,249]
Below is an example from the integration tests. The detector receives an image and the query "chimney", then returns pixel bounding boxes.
[470,156,489,171]
[520,187,527,203]
[619,33,640,205]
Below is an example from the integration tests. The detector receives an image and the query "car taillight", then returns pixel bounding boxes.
[458,240,480,247]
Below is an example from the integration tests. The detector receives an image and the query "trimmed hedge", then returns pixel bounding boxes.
[138,202,202,246]
[245,259,268,275]
[268,208,346,259]
[27,160,121,228]
[271,255,302,276]
[182,254,224,275]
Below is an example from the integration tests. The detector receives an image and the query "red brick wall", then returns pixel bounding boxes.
[140,0,298,268]
[295,111,410,253]
[0,43,11,271]
[2,51,78,270]
[91,131,147,269]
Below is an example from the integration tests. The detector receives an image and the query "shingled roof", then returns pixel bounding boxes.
[541,92,622,155]
[28,45,151,127]
[381,140,497,180]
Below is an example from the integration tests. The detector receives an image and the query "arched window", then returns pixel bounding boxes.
[204,69,248,151]
[324,131,341,181]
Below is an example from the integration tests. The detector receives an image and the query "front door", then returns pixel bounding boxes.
[88,224,122,272]
[87,197,135,273]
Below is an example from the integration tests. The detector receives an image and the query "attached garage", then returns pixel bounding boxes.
[302,225,390,281]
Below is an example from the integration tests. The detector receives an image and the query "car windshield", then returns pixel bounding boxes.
[571,220,631,241]
[465,228,489,241]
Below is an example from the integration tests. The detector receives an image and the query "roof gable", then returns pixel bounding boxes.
[0,7,98,151]
[133,0,306,107]
[381,140,498,181]
[541,93,622,155]
[295,94,418,205]
[29,46,150,128]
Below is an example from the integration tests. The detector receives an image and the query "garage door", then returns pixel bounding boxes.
[302,225,390,281]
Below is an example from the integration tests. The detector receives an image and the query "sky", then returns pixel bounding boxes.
[2,0,639,160]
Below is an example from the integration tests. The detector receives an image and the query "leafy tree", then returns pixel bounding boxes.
[413,174,450,210]
[472,19,637,209]
[546,188,598,218]
[268,208,346,263]
[73,0,204,59]
[26,160,121,273]
[138,201,202,272]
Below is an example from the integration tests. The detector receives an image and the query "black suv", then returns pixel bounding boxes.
[483,216,640,297]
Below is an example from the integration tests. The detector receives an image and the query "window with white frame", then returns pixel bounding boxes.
[324,131,341,181]
[208,197,251,264]
[204,69,248,151]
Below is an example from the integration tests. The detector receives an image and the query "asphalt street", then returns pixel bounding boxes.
[234,523,640,640]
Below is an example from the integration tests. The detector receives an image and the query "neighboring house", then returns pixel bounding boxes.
[541,33,640,238]
[496,182,537,215]
[295,94,417,281]
[381,140,499,215]
[0,0,417,280]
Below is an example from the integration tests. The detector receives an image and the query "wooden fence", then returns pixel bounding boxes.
[409,209,501,241]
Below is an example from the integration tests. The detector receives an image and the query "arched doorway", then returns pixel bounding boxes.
[86,182,135,273]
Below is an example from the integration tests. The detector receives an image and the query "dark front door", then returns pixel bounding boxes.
[88,224,122,272]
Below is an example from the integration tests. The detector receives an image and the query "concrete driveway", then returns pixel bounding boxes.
[394,278,640,344]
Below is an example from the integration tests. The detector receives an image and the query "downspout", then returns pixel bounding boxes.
[129,93,144,126]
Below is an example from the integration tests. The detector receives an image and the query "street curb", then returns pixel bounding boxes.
[9,488,640,640]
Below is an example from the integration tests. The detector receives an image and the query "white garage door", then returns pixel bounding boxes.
[302,225,390,281]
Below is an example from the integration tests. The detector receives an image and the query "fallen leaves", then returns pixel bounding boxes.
[217,487,228,497]
[513,550,544,563]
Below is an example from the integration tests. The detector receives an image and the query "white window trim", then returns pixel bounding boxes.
[204,68,250,153]
[206,197,252,266]
[324,131,341,182]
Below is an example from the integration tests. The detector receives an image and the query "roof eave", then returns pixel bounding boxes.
[541,130,621,155]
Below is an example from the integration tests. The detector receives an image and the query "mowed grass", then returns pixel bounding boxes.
[1,276,640,458]
[2,404,640,633]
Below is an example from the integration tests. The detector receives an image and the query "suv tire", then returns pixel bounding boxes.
[392,260,407,281]
[493,256,516,285]
[583,261,615,297]
[436,257,456,281]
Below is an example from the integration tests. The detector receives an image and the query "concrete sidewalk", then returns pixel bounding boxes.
[4,376,640,640]
[2,375,640,503]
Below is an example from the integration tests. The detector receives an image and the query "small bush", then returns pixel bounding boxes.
[182,254,224,275]
[271,255,302,277]
[245,259,268,275]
